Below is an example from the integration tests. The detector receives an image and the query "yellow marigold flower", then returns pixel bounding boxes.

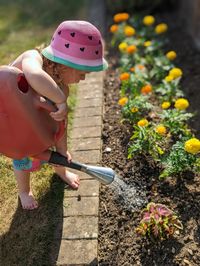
[184,138,200,154]
[119,72,130,81]
[137,119,149,127]
[141,84,152,95]
[131,107,138,113]
[130,67,135,72]
[155,23,168,34]
[110,24,119,33]
[126,45,137,54]
[155,125,167,135]
[118,42,128,52]
[174,98,189,110]
[124,26,136,37]
[144,41,152,47]
[161,101,171,109]
[169,68,183,79]
[165,75,174,82]
[113,13,129,23]
[118,97,128,106]
[166,51,177,60]
[143,15,155,26]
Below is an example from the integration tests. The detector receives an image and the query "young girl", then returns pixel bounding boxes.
[10,20,108,210]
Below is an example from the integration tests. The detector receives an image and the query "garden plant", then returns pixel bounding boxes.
[99,9,200,266]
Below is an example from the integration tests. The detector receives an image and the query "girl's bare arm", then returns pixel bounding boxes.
[22,50,66,104]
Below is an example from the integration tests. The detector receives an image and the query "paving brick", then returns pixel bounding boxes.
[65,179,99,197]
[77,87,103,99]
[71,150,101,164]
[71,126,102,139]
[73,116,102,128]
[57,239,98,265]
[61,216,98,239]
[63,196,99,216]
[77,97,102,108]
[71,137,101,151]
[74,107,102,118]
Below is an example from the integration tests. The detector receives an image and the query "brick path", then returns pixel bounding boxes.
[56,72,104,265]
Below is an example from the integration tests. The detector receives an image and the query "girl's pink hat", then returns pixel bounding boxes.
[42,20,108,72]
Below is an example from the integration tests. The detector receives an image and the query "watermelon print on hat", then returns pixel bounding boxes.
[42,20,108,72]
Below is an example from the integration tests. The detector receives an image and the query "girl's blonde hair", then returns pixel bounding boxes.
[35,44,65,91]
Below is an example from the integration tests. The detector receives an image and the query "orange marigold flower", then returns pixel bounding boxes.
[110,24,119,33]
[130,67,135,72]
[124,26,136,36]
[141,84,152,94]
[118,97,128,106]
[126,45,137,54]
[113,13,129,23]
[119,72,130,81]
[137,65,145,71]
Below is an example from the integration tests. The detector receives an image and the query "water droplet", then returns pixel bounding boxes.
[108,175,147,212]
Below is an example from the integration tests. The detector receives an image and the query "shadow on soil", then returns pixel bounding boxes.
[0,174,65,266]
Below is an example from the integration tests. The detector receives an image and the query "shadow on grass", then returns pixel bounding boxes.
[0,174,65,266]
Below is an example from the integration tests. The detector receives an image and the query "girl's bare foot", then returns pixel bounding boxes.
[55,166,80,189]
[19,191,38,210]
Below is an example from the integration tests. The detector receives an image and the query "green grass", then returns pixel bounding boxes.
[0,1,85,265]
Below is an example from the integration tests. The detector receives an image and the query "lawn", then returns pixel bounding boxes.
[0,1,87,265]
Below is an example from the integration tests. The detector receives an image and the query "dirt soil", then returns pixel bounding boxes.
[98,11,200,266]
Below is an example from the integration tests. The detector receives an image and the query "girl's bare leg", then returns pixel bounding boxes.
[14,169,38,210]
[54,132,80,189]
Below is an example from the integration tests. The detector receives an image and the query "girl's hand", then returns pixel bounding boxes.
[50,102,67,121]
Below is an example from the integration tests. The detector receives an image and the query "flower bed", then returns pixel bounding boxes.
[98,10,200,266]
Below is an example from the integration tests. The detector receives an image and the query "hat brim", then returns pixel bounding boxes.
[42,48,108,72]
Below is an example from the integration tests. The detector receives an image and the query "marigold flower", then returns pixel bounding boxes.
[126,45,137,54]
[110,24,119,33]
[165,75,174,82]
[174,98,189,110]
[137,119,149,127]
[118,97,128,106]
[166,51,177,60]
[144,41,152,47]
[143,15,155,26]
[169,68,183,79]
[161,101,171,109]
[155,23,168,34]
[141,84,152,94]
[137,65,145,71]
[131,107,138,113]
[156,125,167,135]
[113,13,129,23]
[119,72,130,81]
[130,67,135,72]
[184,138,200,154]
[124,26,136,37]
[118,42,128,52]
